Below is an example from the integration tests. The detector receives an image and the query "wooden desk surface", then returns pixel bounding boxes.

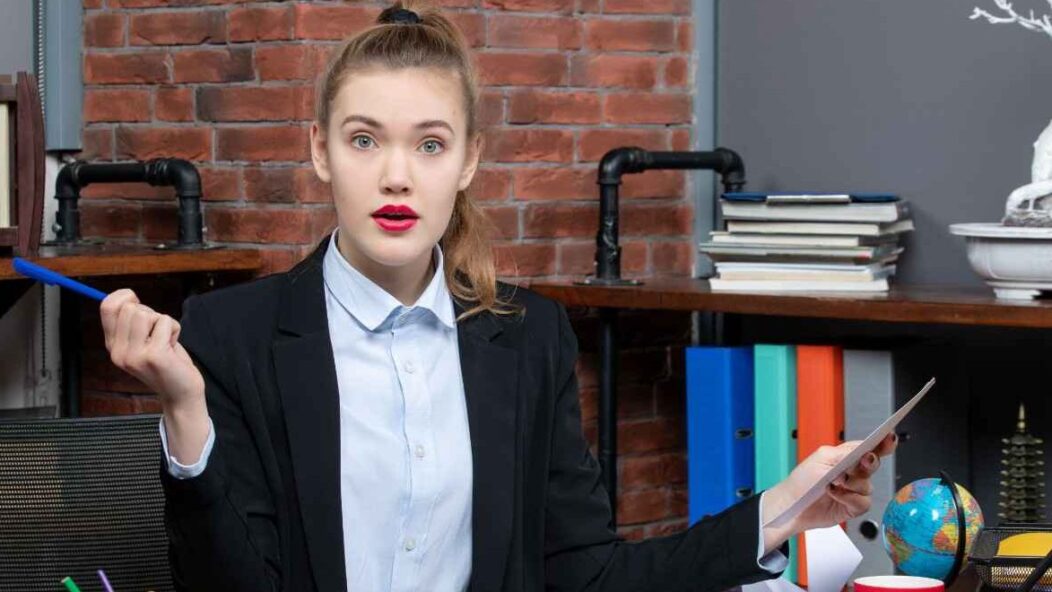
[1,243,262,281]
[528,277,1052,329]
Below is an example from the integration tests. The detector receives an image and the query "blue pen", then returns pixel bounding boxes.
[97,569,115,592]
[12,258,108,302]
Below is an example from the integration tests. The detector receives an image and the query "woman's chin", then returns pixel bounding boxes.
[361,243,433,270]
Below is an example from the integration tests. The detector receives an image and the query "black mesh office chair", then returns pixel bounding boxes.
[0,414,174,592]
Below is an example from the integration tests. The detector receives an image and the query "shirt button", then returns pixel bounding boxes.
[404,537,416,552]
[415,444,426,459]
[404,360,416,374]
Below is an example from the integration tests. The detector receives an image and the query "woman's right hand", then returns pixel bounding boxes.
[100,288,210,464]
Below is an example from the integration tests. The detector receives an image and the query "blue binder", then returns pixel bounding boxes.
[686,346,755,523]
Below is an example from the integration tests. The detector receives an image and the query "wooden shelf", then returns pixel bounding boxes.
[527,277,1052,329]
[0,242,262,282]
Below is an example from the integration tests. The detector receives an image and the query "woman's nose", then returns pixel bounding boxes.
[380,150,412,195]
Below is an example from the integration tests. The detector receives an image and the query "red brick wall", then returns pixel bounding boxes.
[80,0,695,538]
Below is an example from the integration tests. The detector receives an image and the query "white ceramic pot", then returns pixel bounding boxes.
[949,222,1052,299]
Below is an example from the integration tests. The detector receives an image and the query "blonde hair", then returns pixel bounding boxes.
[315,1,517,320]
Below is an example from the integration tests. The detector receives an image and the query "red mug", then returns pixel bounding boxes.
[854,576,945,592]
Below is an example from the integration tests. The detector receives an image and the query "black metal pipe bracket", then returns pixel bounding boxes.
[581,146,746,286]
[53,158,206,249]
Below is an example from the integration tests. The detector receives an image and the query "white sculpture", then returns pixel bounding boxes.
[1002,120,1052,225]
[948,1,1052,300]
[972,0,1052,226]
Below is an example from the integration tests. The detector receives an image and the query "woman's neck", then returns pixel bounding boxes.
[336,232,435,306]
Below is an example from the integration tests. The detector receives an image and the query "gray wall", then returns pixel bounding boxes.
[0,1,34,74]
[717,0,1052,286]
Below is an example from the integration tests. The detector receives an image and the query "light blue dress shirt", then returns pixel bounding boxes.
[158,229,785,587]
[321,230,474,591]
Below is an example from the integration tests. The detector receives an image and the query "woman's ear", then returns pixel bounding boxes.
[310,121,332,183]
[457,132,484,192]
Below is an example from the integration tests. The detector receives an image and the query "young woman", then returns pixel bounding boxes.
[100,3,895,591]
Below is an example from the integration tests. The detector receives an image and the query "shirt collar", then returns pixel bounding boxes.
[322,229,455,332]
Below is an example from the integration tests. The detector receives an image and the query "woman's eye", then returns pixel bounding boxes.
[351,135,375,149]
[420,140,444,154]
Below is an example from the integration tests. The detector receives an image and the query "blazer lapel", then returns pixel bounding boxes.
[457,303,520,592]
[273,239,347,592]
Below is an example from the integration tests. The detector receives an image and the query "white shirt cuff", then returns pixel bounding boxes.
[158,415,215,480]
[757,491,790,573]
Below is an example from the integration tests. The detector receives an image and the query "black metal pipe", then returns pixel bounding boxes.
[54,158,204,246]
[587,147,748,518]
[59,291,80,417]
[595,184,623,286]
[598,307,618,515]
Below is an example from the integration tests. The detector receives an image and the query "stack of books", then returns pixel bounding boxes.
[699,192,914,292]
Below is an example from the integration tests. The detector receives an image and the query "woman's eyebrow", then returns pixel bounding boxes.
[415,120,455,135]
[341,114,382,128]
[340,114,454,134]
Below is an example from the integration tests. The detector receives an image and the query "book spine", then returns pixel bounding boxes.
[721,202,905,223]
[0,102,9,228]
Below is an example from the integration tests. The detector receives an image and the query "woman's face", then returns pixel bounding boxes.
[310,66,481,274]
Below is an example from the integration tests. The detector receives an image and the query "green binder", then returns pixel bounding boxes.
[753,344,798,581]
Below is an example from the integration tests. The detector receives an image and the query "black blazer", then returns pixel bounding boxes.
[161,237,784,592]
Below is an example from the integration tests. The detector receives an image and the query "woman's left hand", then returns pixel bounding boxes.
[761,433,898,553]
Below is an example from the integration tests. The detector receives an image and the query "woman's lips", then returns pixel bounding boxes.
[373,216,418,232]
[372,204,419,233]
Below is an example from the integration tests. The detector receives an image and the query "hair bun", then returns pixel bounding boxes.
[378,6,422,25]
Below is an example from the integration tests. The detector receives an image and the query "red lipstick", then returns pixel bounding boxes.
[371,204,419,232]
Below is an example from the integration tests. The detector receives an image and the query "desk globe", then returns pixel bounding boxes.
[880,477,984,580]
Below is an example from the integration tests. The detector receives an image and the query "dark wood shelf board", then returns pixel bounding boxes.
[527,277,1052,329]
[0,243,262,282]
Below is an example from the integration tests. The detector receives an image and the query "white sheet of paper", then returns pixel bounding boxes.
[805,525,863,592]
[764,377,936,528]
[740,527,862,592]
[741,574,808,592]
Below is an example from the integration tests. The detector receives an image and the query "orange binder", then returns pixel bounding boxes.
[794,345,845,586]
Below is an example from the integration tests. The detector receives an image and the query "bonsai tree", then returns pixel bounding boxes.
[972,0,1052,226]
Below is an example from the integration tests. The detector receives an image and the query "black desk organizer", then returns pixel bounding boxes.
[972,524,1052,592]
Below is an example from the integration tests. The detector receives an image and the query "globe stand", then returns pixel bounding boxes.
[940,470,968,588]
